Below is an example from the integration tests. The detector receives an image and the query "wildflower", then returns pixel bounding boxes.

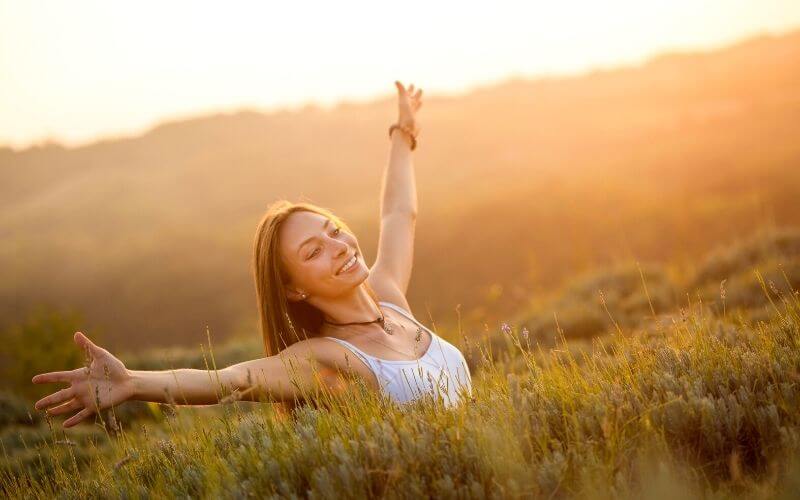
[769,280,779,295]
[521,327,530,340]
[501,322,512,335]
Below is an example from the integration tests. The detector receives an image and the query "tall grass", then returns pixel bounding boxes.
[3,268,800,499]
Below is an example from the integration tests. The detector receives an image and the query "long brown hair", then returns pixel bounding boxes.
[252,199,380,357]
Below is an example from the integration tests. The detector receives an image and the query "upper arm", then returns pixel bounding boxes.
[367,211,416,309]
[225,339,352,403]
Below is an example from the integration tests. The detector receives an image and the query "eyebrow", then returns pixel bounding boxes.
[297,218,330,256]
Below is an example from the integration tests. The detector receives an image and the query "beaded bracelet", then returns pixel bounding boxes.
[388,123,418,151]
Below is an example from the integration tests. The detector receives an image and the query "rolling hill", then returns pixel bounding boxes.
[1,29,799,349]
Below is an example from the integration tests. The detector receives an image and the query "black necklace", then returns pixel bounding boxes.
[323,310,394,335]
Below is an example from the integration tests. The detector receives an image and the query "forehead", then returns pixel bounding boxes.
[279,211,329,251]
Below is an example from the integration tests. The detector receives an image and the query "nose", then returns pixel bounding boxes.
[331,237,348,256]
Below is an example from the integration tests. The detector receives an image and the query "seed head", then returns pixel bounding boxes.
[769,280,779,295]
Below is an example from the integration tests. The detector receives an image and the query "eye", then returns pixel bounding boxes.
[306,227,342,260]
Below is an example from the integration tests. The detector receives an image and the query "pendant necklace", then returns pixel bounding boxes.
[323,308,395,335]
[323,306,429,359]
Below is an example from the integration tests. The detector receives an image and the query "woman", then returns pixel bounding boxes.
[32,81,473,428]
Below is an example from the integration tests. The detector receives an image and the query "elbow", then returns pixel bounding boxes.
[221,366,249,392]
[218,366,260,403]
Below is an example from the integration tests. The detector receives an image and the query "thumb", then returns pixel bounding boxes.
[74,331,101,354]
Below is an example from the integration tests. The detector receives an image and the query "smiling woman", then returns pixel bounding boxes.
[31,81,473,428]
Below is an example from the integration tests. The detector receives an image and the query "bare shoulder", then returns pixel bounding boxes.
[366,271,412,312]
[260,337,380,396]
[276,337,340,366]
[280,336,380,391]
[277,337,370,375]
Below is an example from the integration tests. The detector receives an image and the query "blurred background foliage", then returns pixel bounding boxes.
[1,30,800,351]
[0,307,91,401]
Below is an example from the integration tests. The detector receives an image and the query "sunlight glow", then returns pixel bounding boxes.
[1,0,799,148]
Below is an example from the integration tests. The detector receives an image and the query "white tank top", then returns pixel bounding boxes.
[324,301,473,407]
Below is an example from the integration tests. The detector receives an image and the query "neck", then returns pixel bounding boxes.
[312,284,380,327]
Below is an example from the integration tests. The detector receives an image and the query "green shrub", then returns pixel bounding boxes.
[691,227,800,288]
[0,391,41,429]
[0,306,93,402]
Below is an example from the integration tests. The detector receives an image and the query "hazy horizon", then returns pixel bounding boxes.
[2,1,800,150]
[2,25,799,349]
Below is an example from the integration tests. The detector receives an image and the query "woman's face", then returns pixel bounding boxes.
[278,211,367,300]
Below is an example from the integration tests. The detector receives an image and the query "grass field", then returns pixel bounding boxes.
[2,229,800,499]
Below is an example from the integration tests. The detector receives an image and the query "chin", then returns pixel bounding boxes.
[352,267,369,284]
[343,267,367,282]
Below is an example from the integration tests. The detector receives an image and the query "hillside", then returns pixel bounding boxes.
[1,30,800,349]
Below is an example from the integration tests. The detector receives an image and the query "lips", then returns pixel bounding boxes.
[337,253,358,275]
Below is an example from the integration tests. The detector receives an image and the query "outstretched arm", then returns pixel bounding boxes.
[369,81,423,304]
[32,332,339,428]
[132,340,341,406]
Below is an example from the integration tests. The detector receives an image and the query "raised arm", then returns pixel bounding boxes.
[32,332,341,428]
[368,81,423,306]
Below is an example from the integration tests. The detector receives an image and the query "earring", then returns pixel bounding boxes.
[300,293,307,299]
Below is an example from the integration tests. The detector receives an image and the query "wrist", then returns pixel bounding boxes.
[399,119,418,134]
[127,369,144,401]
[391,130,414,150]
[389,123,418,150]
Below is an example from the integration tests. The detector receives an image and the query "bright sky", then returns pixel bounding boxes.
[1,1,799,149]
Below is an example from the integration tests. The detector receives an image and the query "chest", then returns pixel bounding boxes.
[320,308,434,362]
[378,307,434,355]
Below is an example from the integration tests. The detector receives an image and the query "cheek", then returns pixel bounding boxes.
[312,260,335,280]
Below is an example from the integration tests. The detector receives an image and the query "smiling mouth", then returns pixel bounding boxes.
[337,253,358,275]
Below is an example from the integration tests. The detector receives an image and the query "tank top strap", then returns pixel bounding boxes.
[323,336,381,372]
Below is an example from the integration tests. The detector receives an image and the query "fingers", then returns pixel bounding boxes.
[63,407,95,428]
[32,369,81,385]
[74,331,103,356]
[47,398,82,416]
[395,81,423,97]
[35,386,75,410]
[396,81,423,114]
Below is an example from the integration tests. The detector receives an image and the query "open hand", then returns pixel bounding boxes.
[32,332,134,428]
[394,80,423,134]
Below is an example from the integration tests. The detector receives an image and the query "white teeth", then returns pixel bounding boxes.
[338,255,356,274]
